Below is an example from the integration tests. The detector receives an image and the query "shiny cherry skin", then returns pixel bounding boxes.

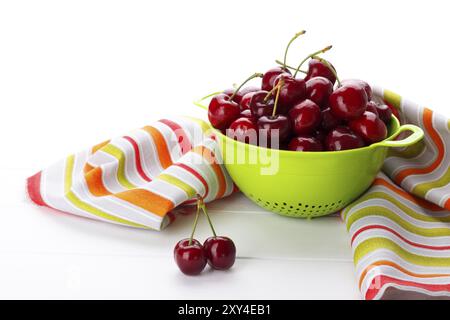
[249,91,274,118]
[231,86,259,104]
[329,85,368,121]
[375,104,393,124]
[325,126,365,151]
[288,99,321,135]
[306,76,333,109]
[203,236,236,270]
[321,107,341,131]
[239,109,254,120]
[227,117,258,145]
[240,91,256,110]
[304,59,337,84]
[349,111,387,144]
[174,239,207,275]
[315,129,327,142]
[288,136,323,152]
[366,101,379,116]
[262,67,291,91]
[342,79,373,101]
[273,74,306,112]
[257,115,292,147]
[208,94,241,130]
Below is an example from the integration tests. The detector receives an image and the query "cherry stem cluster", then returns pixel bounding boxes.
[272,78,284,117]
[197,195,217,238]
[293,45,333,78]
[229,72,263,101]
[275,60,307,74]
[283,30,306,70]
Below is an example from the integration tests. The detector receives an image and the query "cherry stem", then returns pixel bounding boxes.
[312,55,341,87]
[275,60,307,74]
[264,82,279,102]
[229,72,263,101]
[283,30,306,70]
[198,196,217,237]
[293,45,333,78]
[272,79,284,117]
[189,203,201,246]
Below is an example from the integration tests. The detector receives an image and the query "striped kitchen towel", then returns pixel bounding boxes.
[26,117,235,230]
[342,87,450,300]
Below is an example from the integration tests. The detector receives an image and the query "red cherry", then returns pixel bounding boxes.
[249,91,274,118]
[305,58,337,84]
[321,107,341,131]
[385,102,400,120]
[329,84,368,120]
[315,129,327,142]
[341,79,373,101]
[229,86,259,104]
[223,88,234,96]
[262,67,291,91]
[208,94,241,130]
[174,239,207,276]
[257,115,292,147]
[203,236,236,270]
[288,99,321,135]
[240,91,256,110]
[375,104,393,124]
[288,136,323,152]
[366,101,379,116]
[227,117,258,145]
[239,109,254,120]
[349,111,387,144]
[273,74,306,112]
[306,76,333,109]
[325,126,365,151]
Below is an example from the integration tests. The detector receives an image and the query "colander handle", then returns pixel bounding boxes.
[372,124,424,148]
[193,91,223,111]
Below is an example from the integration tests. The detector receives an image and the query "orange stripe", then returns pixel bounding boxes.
[359,260,450,289]
[83,163,95,174]
[445,198,450,211]
[114,189,174,217]
[193,145,226,199]
[373,178,444,211]
[142,126,172,169]
[84,167,111,196]
[394,108,445,184]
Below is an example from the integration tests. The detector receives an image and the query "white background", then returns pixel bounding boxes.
[0,0,448,299]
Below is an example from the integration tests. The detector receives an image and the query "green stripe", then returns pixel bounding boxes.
[354,237,450,267]
[384,89,402,110]
[64,155,150,229]
[348,192,450,223]
[101,144,136,190]
[413,168,450,198]
[158,173,196,198]
[346,206,450,237]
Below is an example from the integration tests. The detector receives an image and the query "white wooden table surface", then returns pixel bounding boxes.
[0,168,360,299]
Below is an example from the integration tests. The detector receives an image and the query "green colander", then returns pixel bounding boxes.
[194,98,424,218]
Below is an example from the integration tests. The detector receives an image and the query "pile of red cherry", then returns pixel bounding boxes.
[174,196,236,275]
[208,32,394,151]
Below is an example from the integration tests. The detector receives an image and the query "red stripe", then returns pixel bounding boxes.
[351,225,450,250]
[123,136,151,182]
[366,275,450,300]
[173,163,209,199]
[159,119,192,155]
[26,171,48,207]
